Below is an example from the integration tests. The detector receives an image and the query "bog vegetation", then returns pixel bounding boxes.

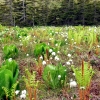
[0,25,100,100]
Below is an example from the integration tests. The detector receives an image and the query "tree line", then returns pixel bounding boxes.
[0,0,100,26]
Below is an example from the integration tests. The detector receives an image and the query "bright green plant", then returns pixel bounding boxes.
[34,43,51,59]
[0,69,13,99]
[72,62,94,88]
[1,59,19,83]
[72,61,94,100]
[2,81,19,100]
[42,64,67,89]
[0,69,18,100]
[23,69,39,100]
[3,45,18,59]
[0,59,19,100]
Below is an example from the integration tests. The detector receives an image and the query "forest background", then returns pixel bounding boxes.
[0,0,100,27]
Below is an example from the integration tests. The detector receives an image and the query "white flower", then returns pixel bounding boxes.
[8,58,12,62]
[15,90,20,95]
[58,75,61,80]
[55,44,58,46]
[42,61,46,65]
[73,73,75,76]
[66,61,71,65]
[26,54,29,57]
[67,54,71,57]
[20,43,23,46]
[80,86,85,89]
[54,56,59,61]
[52,52,56,56]
[40,56,43,59]
[57,51,60,53]
[22,90,26,94]
[97,45,100,48]
[69,59,73,62]
[70,80,77,88]
[71,97,73,99]
[20,93,26,99]
[50,57,53,60]
[49,49,53,53]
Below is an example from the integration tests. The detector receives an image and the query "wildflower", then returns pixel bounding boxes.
[42,61,46,65]
[55,44,58,46]
[73,73,75,76]
[22,90,26,94]
[49,49,53,53]
[8,58,12,62]
[57,51,60,53]
[66,61,71,65]
[52,52,56,56]
[71,97,73,99]
[20,43,23,46]
[26,54,29,57]
[80,86,85,90]
[58,75,61,80]
[69,59,73,62]
[20,93,26,99]
[70,80,77,88]
[67,54,71,57]
[50,57,53,60]
[54,56,59,61]
[40,56,43,59]
[15,90,20,95]
[97,45,100,48]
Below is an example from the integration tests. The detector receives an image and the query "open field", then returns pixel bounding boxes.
[0,25,100,100]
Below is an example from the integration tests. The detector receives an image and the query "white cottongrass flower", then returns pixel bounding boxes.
[49,49,53,53]
[52,52,56,56]
[54,56,59,61]
[58,75,61,80]
[15,90,20,95]
[40,56,43,59]
[26,54,29,57]
[69,59,73,62]
[57,51,60,54]
[67,54,71,57]
[8,58,12,62]
[97,45,100,48]
[55,44,58,46]
[80,86,85,89]
[70,80,77,88]
[22,90,26,94]
[73,73,75,76]
[66,61,71,65]
[20,93,26,99]
[42,61,46,65]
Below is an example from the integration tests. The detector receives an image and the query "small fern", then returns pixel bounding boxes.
[2,81,19,100]
[72,62,94,88]
[2,87,9,99]
[23,69,39,100]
